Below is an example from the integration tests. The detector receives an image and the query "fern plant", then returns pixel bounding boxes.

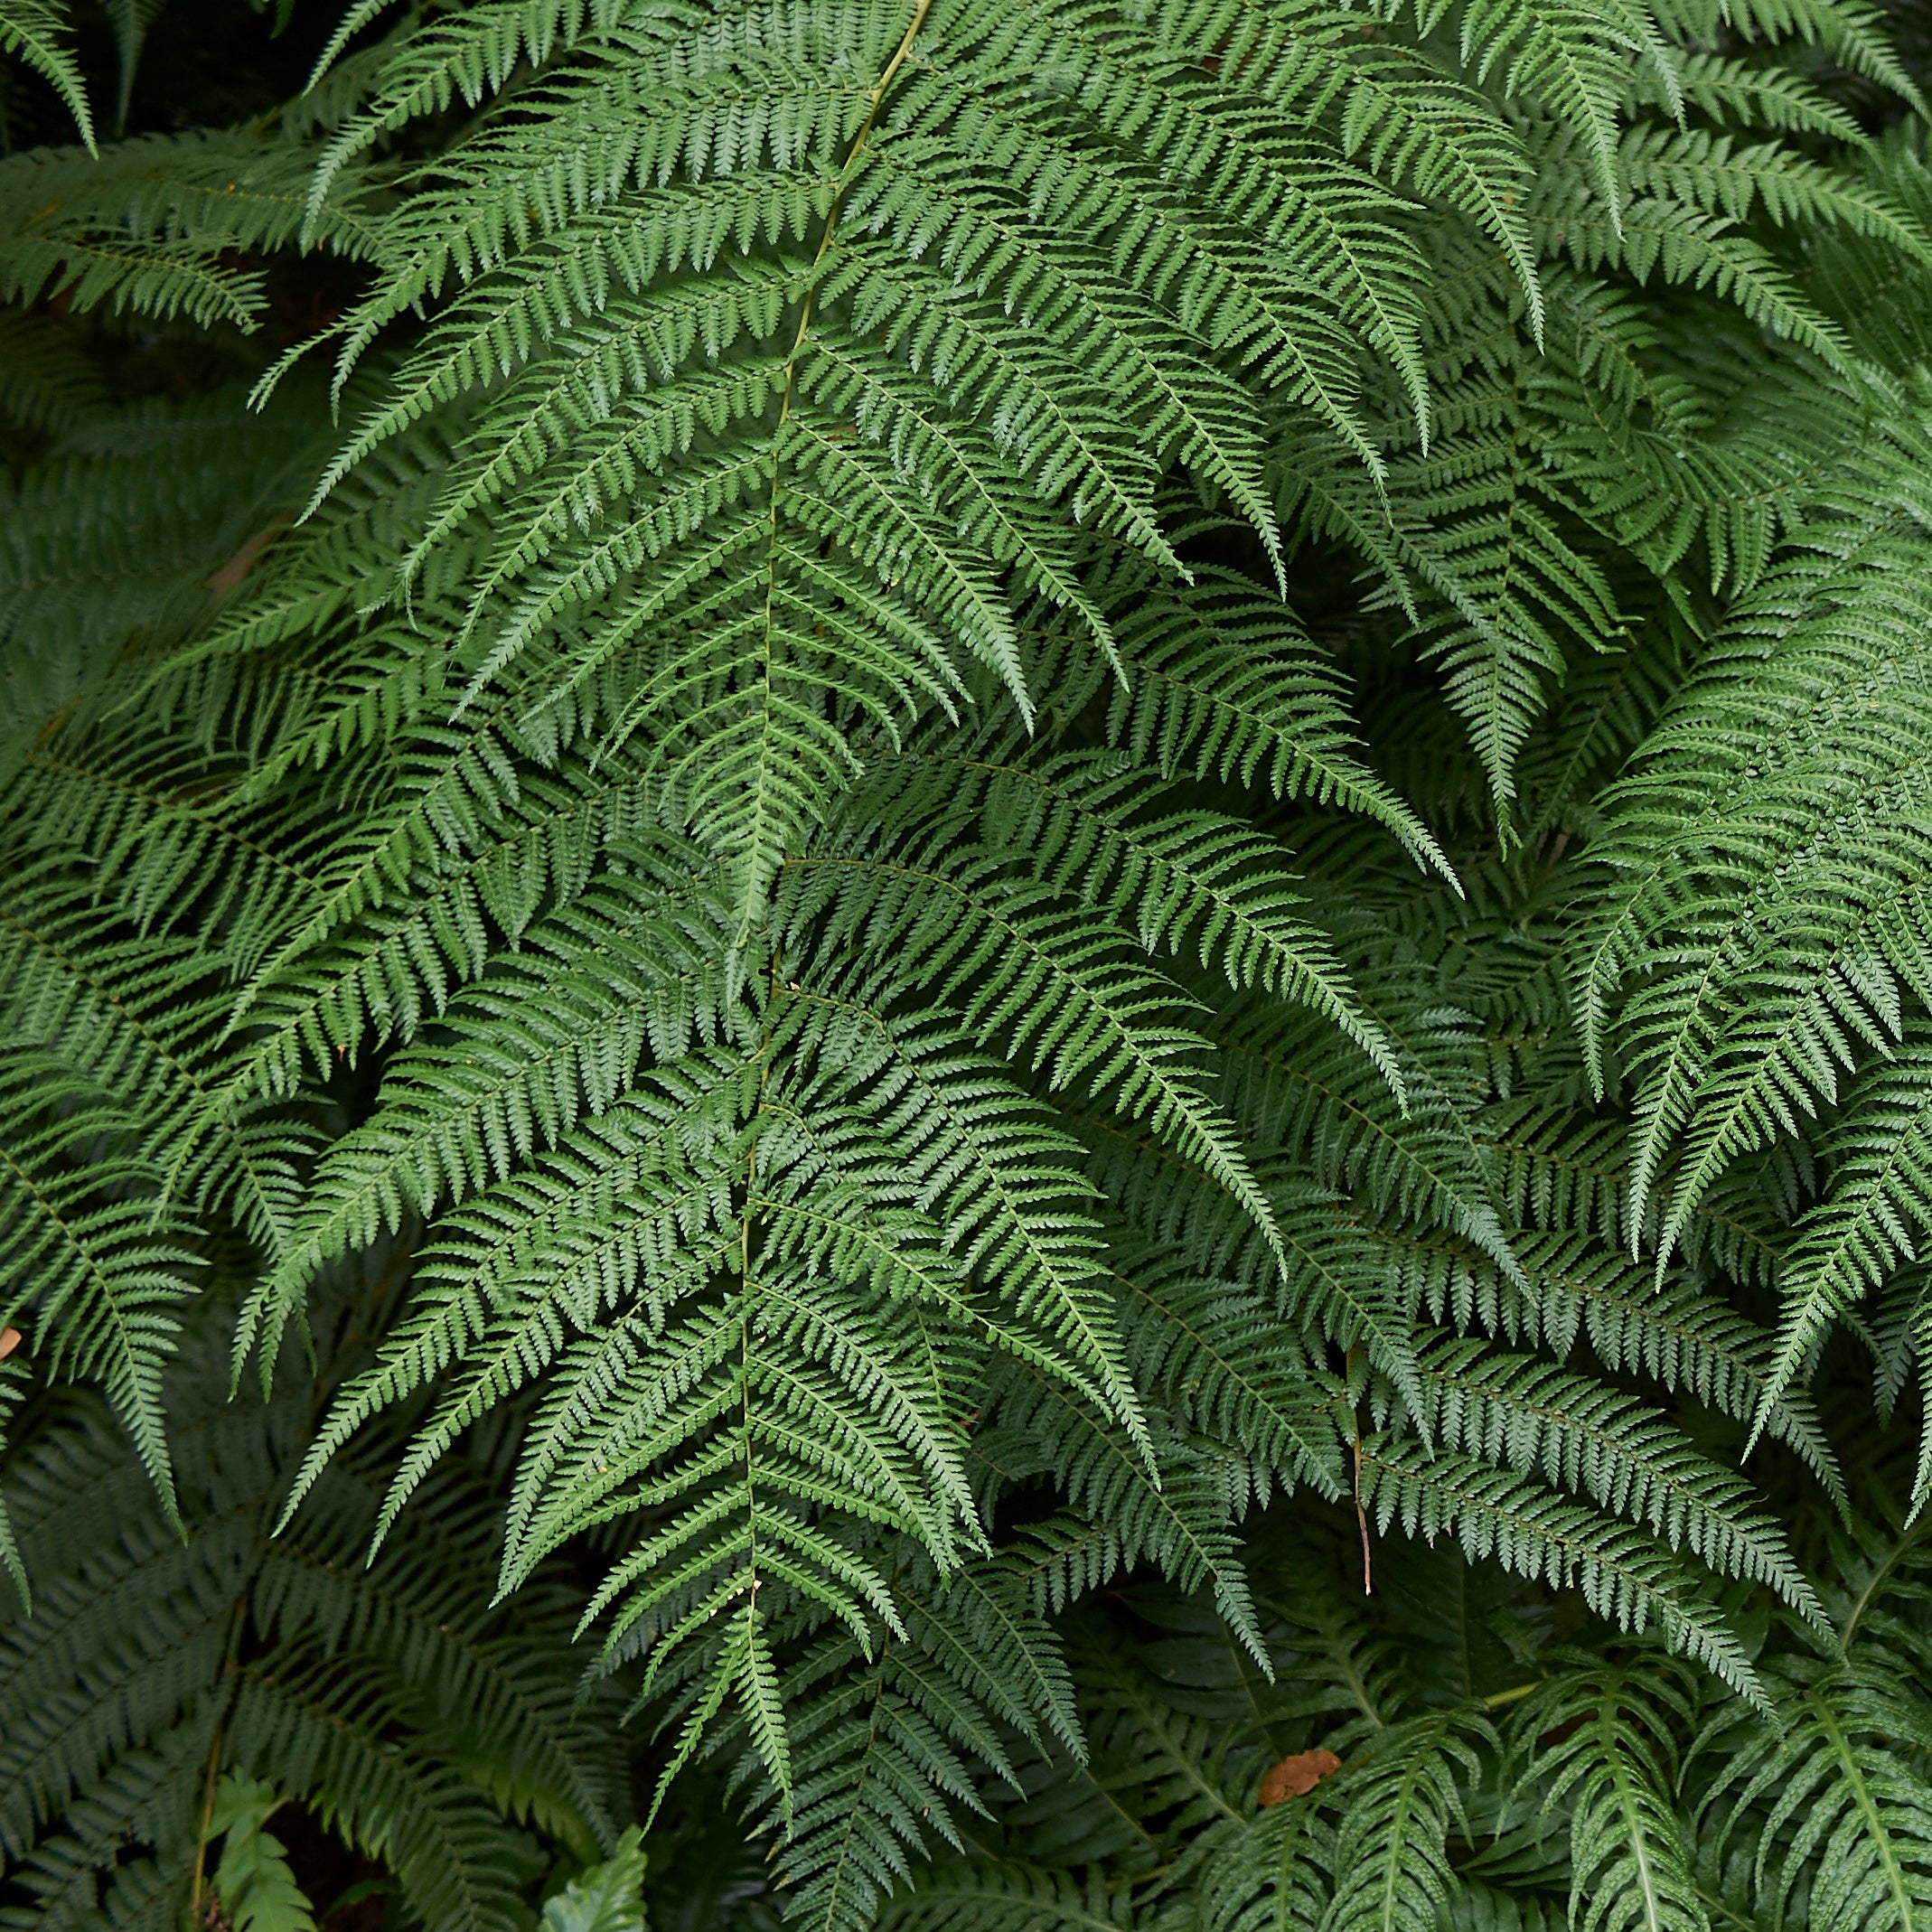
[856,1489,1932,1932]
[12,0,1932,1926]
[0,1253,633,1932]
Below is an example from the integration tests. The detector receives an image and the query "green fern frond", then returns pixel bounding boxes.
[204,1774,319,1932]
[1695,1657,1932,1930]
[0,1280,624,1932]
[1320,1710,1492,1932]
[0,130,380,330]
[12,0,1932,1918]
[1356,1440,1765,1700]
[1508,1658,1706,1932]
[0,0,95,147]
[1404,1334,1824,1626]
[1755,1039,1932,1445]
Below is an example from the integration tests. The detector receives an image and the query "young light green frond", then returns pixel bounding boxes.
[536,1827,647,1932]
[200,1771,321,1932]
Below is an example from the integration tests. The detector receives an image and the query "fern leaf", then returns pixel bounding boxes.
[1320,1711,1492,1932]
[1356,1440,1765,1702]
[0,0,94,147]
[1509,1660,1707,1932]
[1756,1042,1932,1442]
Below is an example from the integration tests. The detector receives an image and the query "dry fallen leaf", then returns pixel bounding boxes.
[0,1327,21,1361]
[1258,1748,1341,1806]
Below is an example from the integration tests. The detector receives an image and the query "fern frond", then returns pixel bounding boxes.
[1756,1039,1932,1442]
[1321,1710,1492,1932]
[0,1051,196,1524]
[1356,1440,1765,1701]
[873,1861,1131,1932]
[1196,1795,1336,1932]
[1508,1658,1706,1932]
[1695,1658,1932,1931]
[0,0,94,147]
[1405,1334,1824,1626]
[0,130,380,329]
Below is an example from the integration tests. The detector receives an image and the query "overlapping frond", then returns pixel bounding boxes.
[11,0,1932,1924]
[0,1285,626,1932]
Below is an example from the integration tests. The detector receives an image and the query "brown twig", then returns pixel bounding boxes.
[1353,1432,1372,1596]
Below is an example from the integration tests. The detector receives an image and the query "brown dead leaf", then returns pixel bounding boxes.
[0,1327,20,1360]
[1258,1748,1341,1806]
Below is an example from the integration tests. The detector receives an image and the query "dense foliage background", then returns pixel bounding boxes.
[9,0,1932,1927]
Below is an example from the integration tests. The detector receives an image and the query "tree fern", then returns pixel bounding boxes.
[1507,1658,1705,1932]
[12,0,1932,1925]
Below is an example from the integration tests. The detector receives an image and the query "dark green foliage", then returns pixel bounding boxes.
[847,1505,1932,1932]
[9,0,1932,1926]
[0,1263,630,1931]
